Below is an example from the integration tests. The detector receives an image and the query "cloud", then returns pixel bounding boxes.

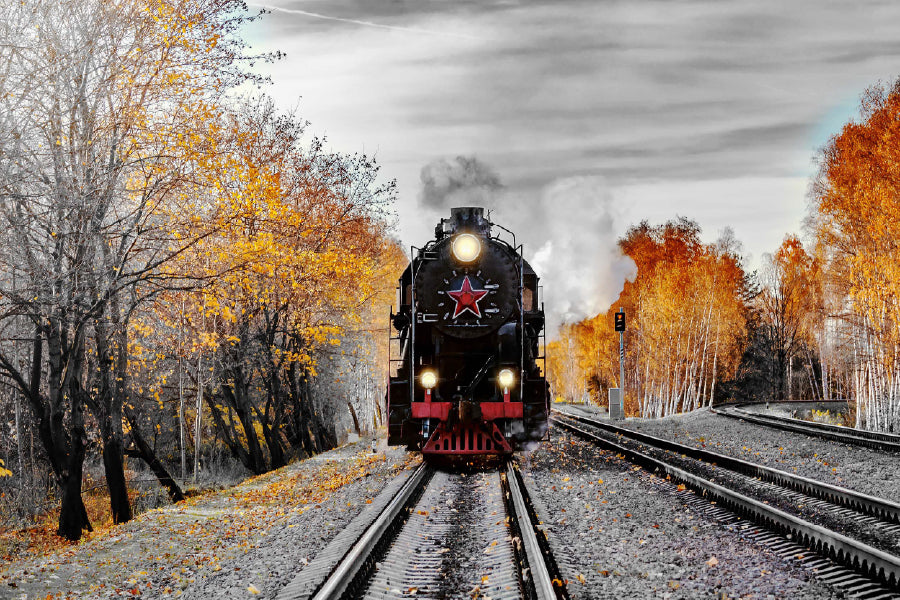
[253,4,484,40]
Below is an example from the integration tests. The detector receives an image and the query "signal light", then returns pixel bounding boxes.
[451,233,481,263]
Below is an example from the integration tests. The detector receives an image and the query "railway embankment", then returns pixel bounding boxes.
[0,441,417,599]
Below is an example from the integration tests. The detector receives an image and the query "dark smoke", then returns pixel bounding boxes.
[416,157,635,337]
[418,155,502,210]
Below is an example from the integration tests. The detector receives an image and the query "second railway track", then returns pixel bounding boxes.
[552,408,900,598]
[712,404,900,452]
[278,460,569,600]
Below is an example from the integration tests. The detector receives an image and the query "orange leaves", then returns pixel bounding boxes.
[812,77,900,422]
[549,218,747,416]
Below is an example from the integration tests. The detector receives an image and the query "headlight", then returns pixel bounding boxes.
[451,234,481,263]
[420,370,437,389]
[498,369,515,389]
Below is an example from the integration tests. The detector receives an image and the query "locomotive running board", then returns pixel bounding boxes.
[421,421,512,455]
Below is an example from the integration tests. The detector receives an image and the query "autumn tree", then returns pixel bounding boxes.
[126,97,396,476]
[0,0,271,539]
[756,236,822,402]
[812,77,900,431]
[616,220,747,416]
[546,324,589,404]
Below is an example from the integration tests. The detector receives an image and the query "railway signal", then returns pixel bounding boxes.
[609,307,625,420]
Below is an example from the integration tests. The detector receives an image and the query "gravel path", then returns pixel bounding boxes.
[519,428,840,600]
[0,440,418,600]
[562,403,900,502]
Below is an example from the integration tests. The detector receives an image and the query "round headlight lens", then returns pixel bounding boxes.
[498,369,515,389]
[420,370,437,389]
[451,234,481,263]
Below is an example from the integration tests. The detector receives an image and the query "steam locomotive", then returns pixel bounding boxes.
[387,207,549,456]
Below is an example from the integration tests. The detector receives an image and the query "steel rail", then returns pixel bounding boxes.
[714,405,900,451]
[504,461,559,600]
[552,416,900,590]
[311,463,432,600]
[553,408,900,524]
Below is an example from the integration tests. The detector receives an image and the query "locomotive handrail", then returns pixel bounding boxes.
[409,244,419,410]
[518,244,524,403]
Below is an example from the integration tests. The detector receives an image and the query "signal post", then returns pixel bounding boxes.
[609,308,625,420]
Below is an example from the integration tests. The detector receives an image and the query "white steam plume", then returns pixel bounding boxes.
[525,177,636,336]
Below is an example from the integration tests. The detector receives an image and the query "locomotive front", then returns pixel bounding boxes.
[387,207,549,456]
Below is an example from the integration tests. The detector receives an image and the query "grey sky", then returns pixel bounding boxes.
[247,0,900,328]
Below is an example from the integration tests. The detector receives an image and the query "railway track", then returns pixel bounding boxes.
[713,404,900,452]
[552,408,900,599]
[277,461,569,600]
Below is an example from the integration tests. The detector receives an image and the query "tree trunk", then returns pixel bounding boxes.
[207,395,255,471]
[101,432,132,523]
[288,361,319,456]
[347,401,361,436]
[48,321,92,540]
[125,410,185,503]
[90,311,132,525]
[222,377,266,474]
[57,350,92,540]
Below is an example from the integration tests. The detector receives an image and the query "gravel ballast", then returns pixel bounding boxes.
[0,440,417,600]
[1,408,873,599]
[519,429,841,600]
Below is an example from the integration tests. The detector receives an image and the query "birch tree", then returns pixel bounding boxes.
[812,77,900,432]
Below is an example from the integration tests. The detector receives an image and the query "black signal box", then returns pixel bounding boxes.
[614,311,625,332]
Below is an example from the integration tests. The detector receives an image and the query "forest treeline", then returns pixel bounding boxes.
[548,77,900,434]
[0,0,401,541]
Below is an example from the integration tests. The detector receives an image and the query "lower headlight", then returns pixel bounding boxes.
[420,370,437,389]
[498,369,515,389]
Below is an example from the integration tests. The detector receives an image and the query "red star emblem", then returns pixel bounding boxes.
[447,276,489,318]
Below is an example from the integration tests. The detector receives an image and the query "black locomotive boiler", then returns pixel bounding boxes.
[388,207,549,456]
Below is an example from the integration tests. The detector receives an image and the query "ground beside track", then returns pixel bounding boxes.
[519,429,840,600]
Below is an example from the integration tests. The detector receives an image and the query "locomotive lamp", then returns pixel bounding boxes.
[498,369,515,390]
[498,368,515,402]
[420,370,437,389]
[451,233,481,263]
[421,369,437,403]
